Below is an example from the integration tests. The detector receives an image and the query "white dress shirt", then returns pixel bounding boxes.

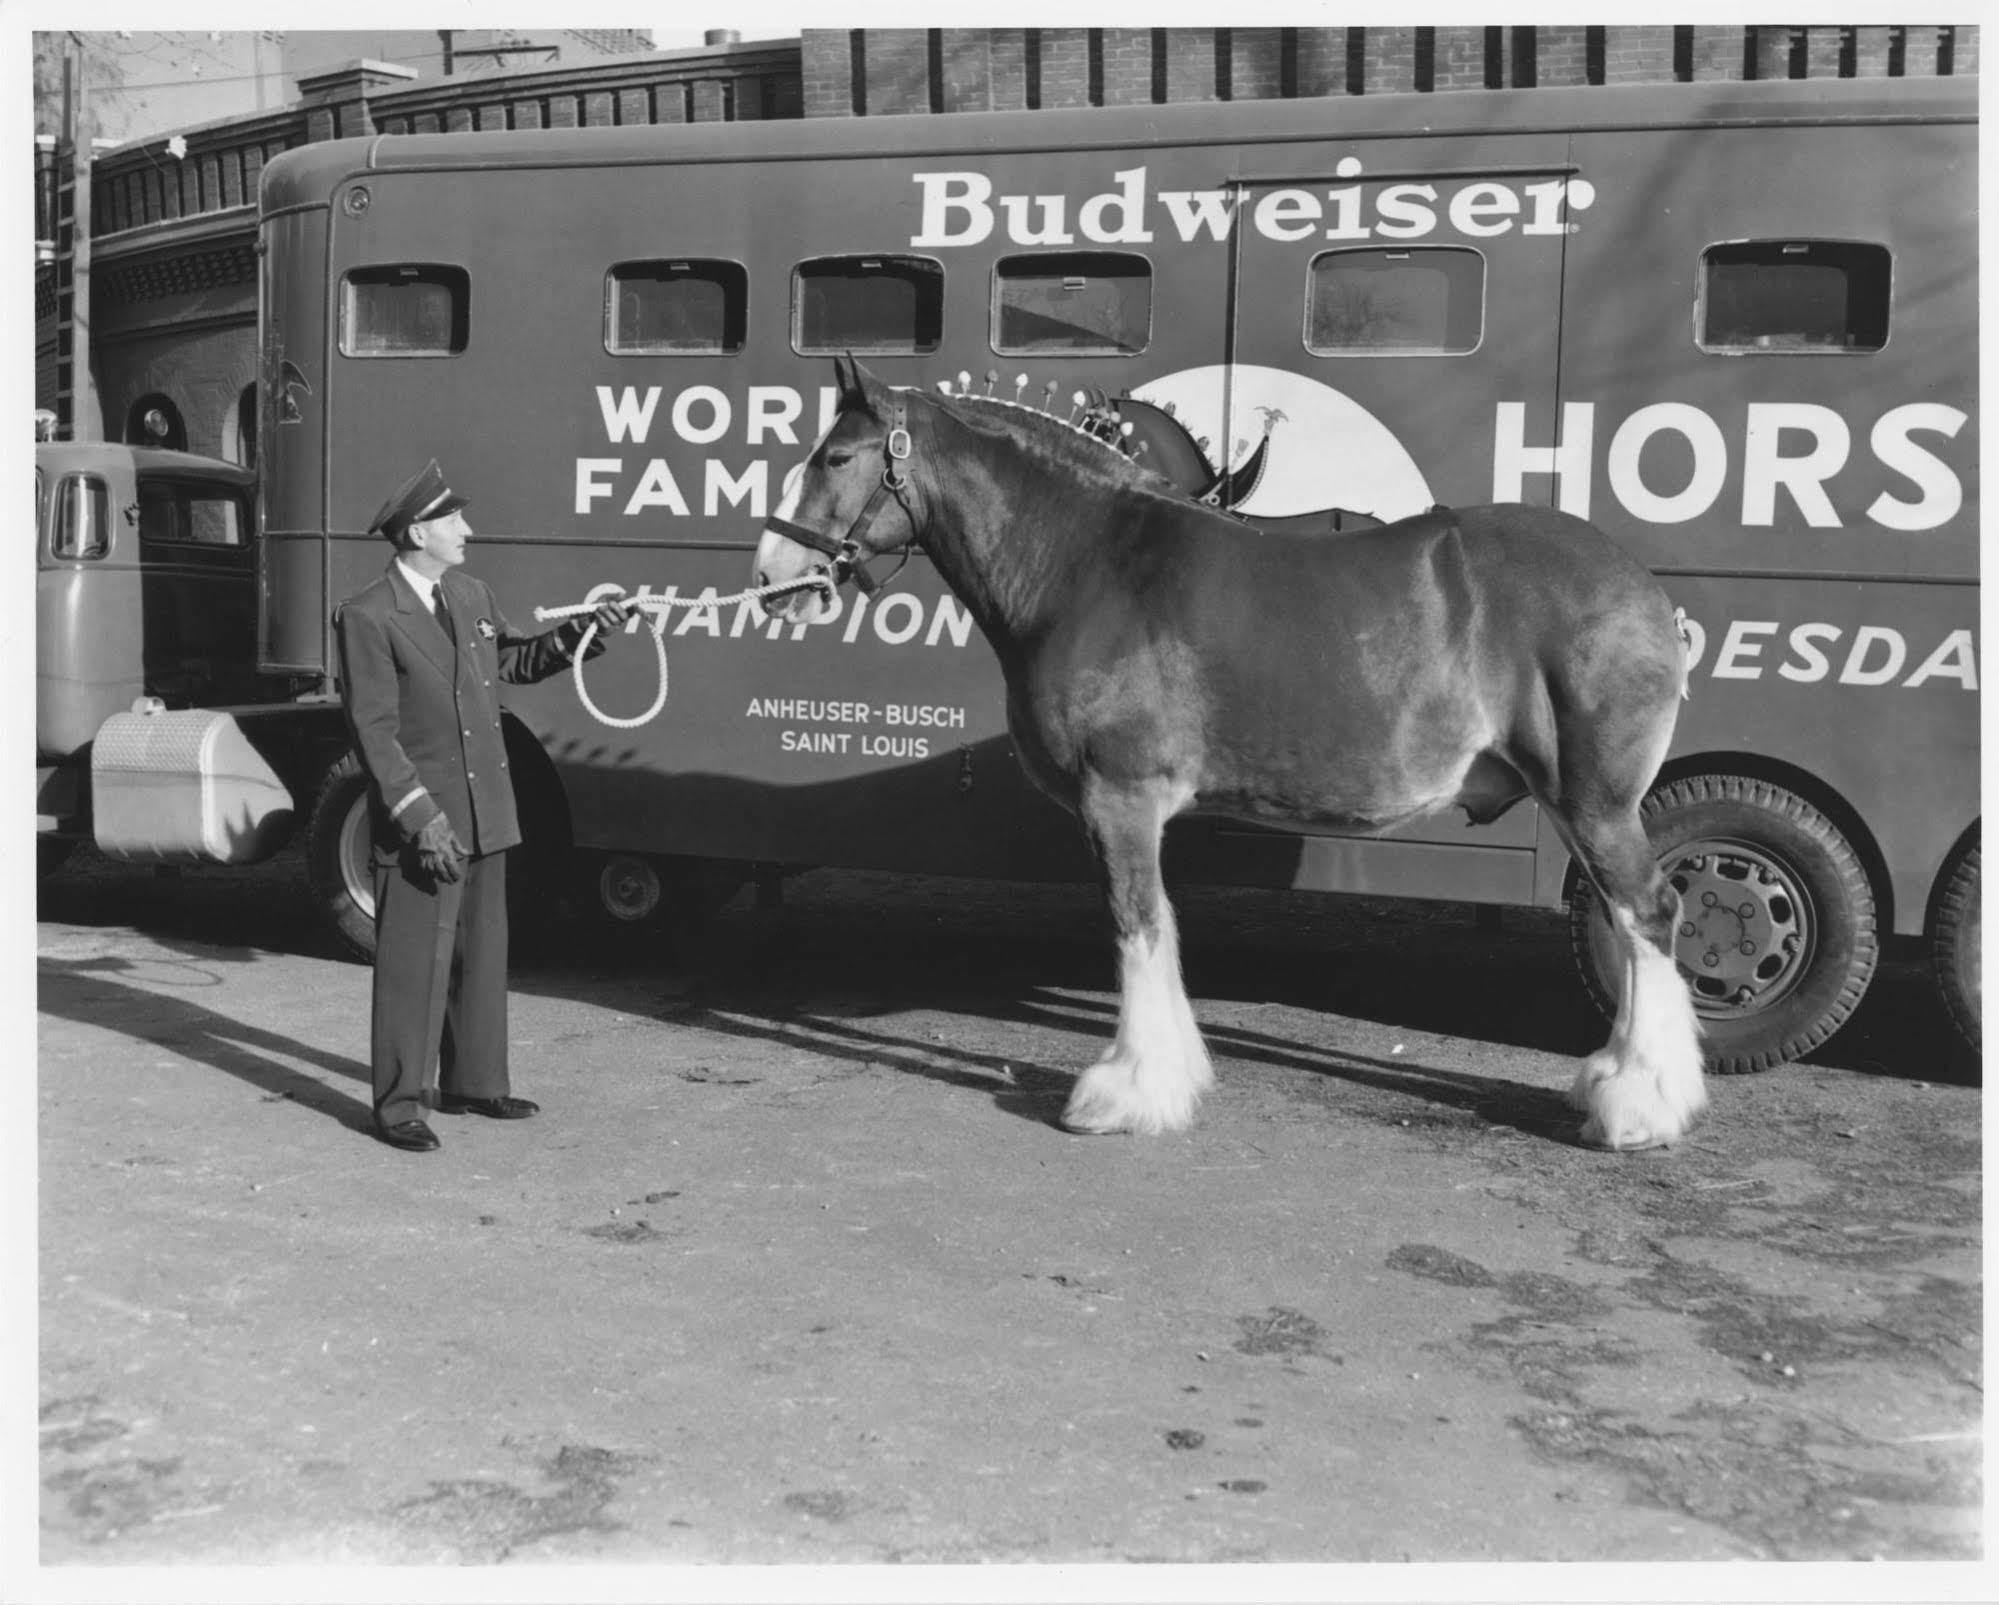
[396,558,441,615]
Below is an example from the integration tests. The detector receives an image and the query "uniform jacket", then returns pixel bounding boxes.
[334,562,601,861]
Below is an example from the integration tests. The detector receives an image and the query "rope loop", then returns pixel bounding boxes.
[532,571,834,731]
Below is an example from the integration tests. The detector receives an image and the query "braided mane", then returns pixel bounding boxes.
[910,386,1156,495]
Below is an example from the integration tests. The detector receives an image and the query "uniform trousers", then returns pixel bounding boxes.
[370,848,511,1127]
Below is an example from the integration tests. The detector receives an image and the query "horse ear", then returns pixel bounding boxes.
[834,352,890,419]
[835,351,868,411]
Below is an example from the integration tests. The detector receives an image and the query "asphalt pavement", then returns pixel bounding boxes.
[25,847,1988,1586]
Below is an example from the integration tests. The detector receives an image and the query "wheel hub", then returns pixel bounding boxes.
[599,855,663,922]
[1666,841,1811,1014]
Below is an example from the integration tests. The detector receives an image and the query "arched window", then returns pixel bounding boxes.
[125,392,187,452]
[221,383,257,471]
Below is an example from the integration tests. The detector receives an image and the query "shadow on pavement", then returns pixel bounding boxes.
[634,962,1587,1146]
[41,852,1975,1128]
[38,954,376,1136]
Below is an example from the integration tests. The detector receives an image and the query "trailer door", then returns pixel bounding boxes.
[1217,134,1577,522]
[1203,133,1581,891]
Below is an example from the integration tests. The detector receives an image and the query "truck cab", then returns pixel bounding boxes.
[36,442,262,866]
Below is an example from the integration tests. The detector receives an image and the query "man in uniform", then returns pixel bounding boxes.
[335,460,631,1152]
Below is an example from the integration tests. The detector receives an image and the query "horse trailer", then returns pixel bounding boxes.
[248,74,1976,1068]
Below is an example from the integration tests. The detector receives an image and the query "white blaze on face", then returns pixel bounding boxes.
[753,418,839,623]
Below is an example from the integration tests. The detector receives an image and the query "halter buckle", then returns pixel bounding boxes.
[832,540,882,596]
[887,427,912,460]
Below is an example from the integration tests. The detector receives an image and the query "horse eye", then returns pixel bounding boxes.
[825,450,855,469]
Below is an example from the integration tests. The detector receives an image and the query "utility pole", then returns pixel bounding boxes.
[51,35,100,440]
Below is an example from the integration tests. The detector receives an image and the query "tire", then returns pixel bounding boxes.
[37,837,77,878]
[305,754,378,963]
[588,852,667,927]
[570,854,750,963]
[1569,775,1878,1074]
[1931,841,1980,1055]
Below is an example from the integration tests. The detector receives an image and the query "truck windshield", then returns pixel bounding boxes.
[137,481,244,547]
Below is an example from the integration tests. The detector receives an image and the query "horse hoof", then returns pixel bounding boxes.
[1058,1111,1134,1137]
[1575,1065,1706,1152]
[1578,1115,1675,1152]
[1061,1060,1198,1136]
[1060,1086,1151,1135]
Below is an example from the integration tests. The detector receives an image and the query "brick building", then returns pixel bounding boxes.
[31,30,659,147]
[35,25,1977,455]
[35,35,796,451]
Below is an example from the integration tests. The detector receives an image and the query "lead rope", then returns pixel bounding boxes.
[533,572,835,730]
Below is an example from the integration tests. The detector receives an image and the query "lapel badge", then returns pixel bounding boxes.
[476,618,496,640]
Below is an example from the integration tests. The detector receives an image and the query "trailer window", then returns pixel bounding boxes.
[992,252,1151,355]
[794,256,943,355]
[137,481,245,548]
[341,264,470,357]
[51,475,110,561]
[607,260,747,355]
[1699,241,1890,353]
[1305,247,1483,356]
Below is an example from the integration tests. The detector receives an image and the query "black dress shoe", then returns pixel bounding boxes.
[376,1118,440,1152]
[436,1093,539,1120]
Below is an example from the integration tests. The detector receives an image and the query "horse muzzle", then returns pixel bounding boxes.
[752,526,841,623]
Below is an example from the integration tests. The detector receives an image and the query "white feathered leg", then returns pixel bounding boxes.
[1063,780,1212,1135]
[1573,906,1707,1150]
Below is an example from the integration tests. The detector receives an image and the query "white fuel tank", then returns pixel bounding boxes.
[90,704,294,864]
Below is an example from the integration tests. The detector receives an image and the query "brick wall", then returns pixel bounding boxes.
[1231,30,1286,100]
[801,31,853,117]
[860,30,931,116]
[1164,31,1215,104]
[801,24,1977,114]
[1101,29,1154,108]
[96,323,258,461]
[1294,30,1350,97]
[1039,30,1092,111]
[1604,26,1676,84]
[1363,30,1417,95]
[1434,28,1489,91]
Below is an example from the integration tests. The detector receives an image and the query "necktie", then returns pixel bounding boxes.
[432,587,451,639]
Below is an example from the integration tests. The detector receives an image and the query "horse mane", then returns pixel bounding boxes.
[906,386,1163,499]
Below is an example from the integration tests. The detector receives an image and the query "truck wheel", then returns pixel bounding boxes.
[38,837,77,878]
[1931,841,1980,1055]
[596,854,664,924]
[306,755,378,963]
[580,854,748,954]
[1569,775,1878,1074]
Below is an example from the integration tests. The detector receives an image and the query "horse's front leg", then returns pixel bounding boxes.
[1063,779,1213,1135]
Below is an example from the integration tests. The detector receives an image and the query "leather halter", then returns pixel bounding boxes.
[764,394,915,596]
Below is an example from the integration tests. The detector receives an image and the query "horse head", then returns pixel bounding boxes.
[754,354,922,624]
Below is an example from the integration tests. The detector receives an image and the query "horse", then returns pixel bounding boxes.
[754,355,1705,1151]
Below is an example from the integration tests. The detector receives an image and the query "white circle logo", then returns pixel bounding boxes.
[1132,365,1433,522]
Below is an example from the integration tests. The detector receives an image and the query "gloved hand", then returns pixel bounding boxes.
[592,597,634,631]
[415,813,469,885]
[563,597,633,657]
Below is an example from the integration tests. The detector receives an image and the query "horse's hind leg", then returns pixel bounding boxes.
[1064,780,1212,1135]
[1562,801,1707,1150]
